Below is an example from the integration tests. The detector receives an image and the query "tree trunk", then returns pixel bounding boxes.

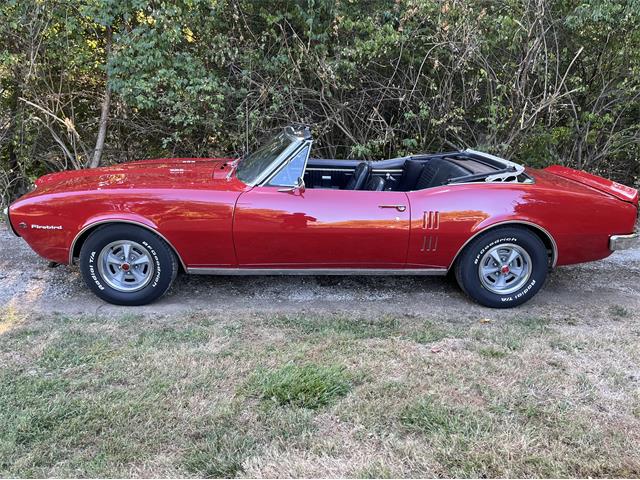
[6,71,20,172]
[89,26,112,169]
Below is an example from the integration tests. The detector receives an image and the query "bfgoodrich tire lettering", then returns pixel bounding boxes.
[79,224,178,306]
[454,227,548,308]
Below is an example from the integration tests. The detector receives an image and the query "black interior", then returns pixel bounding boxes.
[364,175,386,191]
[345,162,372,190]
[413,158,472,190]
[303,151,500,192]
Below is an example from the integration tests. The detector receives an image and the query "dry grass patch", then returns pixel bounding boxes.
[1,308,639,477]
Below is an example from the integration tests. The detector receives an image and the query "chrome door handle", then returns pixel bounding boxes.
[378,204,406,212]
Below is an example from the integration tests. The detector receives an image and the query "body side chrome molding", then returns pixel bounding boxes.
[68,219,188,271]
[187,267,447,276]
[449,220,558,269]
[440,178,535,188]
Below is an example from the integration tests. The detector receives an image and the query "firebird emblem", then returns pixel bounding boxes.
[30,224,63,230]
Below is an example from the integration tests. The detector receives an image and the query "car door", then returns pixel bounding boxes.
[233,147,410,268]
[233,187,410,268]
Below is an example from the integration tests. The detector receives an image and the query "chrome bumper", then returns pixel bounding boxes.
[2,206,19,237]
[609,232,640,251]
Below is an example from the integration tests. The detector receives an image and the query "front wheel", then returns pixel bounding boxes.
[79,224,178,306]
[454,227,548,308]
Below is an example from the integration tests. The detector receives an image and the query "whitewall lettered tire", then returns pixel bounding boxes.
[79,224,178,306]
[454,227,548,308]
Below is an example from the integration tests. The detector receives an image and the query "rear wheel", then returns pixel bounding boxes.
[79,224,178,306]
[454,227,548,308]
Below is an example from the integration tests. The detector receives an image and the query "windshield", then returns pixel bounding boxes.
[236,131,295,184]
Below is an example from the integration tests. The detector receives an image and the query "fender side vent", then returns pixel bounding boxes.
[421,235,438,252]
[422,211,440,229]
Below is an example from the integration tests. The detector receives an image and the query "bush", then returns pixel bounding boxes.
[1,0,639,208]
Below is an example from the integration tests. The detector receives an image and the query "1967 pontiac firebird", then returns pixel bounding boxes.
[4,126,639,308]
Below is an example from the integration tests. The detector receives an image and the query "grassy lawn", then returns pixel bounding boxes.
[1,307,639,477]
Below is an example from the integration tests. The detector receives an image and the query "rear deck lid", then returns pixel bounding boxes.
[544,165,638,205]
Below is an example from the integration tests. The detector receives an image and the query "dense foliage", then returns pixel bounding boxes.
[1,0,639,205]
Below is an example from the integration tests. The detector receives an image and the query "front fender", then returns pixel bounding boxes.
[68,215,180,267]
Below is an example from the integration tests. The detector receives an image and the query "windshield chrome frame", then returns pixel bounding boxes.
[239,127,308,187]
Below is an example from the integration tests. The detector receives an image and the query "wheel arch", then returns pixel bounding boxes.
[449,220,558,270]
[69,219,187,271]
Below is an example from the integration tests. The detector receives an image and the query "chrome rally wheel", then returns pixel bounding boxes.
[478,243,531,295]
[80,224,178,306]
[97,240,155,292]
[454,227,548,308]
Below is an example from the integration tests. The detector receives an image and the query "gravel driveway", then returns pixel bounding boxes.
[2,224,639,320]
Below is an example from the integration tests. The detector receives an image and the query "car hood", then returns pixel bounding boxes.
[31,157,239,195]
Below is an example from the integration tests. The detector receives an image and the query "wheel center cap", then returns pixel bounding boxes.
[121,263,130,271]
[501,265,510,274]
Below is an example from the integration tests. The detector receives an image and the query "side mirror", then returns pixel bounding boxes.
[278,177,305,194]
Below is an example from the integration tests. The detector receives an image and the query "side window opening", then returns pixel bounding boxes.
[267,145,310,187]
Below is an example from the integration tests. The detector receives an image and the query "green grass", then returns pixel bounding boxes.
[355,462,395,478]
[478,346,508,358]
[265,313,401,339]
[549,337,588,353]
[400,396,485,436]
[1,309,639,477]
[182,427,255,478]
[135,326,210,347]
[39,330,113,370]
[267,313,460,346]
[248,363,352,409]
[408,322,454,344]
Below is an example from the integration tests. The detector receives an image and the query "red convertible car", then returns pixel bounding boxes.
[4,126,639,308]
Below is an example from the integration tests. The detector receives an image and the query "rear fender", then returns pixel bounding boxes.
[450,218,558,269]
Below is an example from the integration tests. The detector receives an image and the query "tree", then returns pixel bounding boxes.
[1,0,639,207]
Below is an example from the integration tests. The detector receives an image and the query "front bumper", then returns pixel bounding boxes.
[2,206,19,237]
[609,232,640,251]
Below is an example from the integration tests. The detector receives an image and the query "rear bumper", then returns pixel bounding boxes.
[609,232,640,251]
[2,207,19,237]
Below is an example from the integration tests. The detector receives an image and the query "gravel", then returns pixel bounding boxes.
[1,224,639,319]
